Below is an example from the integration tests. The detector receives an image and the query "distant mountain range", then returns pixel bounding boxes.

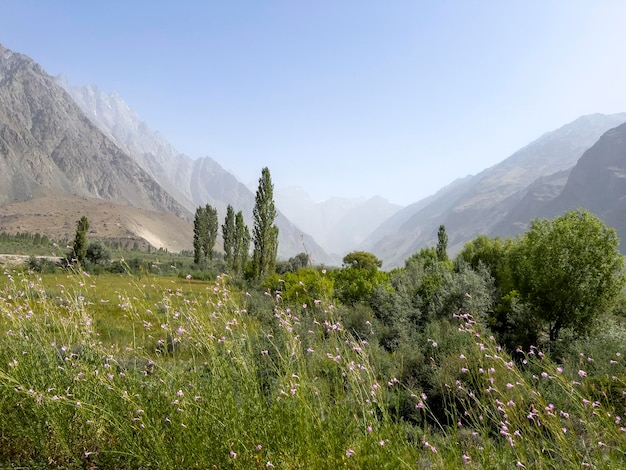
[275,187,401,259]
[360,113,626,267]
[0,43,333,262]
[2,43,626,269]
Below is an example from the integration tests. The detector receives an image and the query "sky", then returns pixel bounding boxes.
[4,1,626,206]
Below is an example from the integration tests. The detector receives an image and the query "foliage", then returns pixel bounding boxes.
[509,209,625,341]
[252,167,279,280]
[265,267,334,308]
[203,204,219,261]
[436,224,448,262]
[275,252,310,274]
[222,204,236,267]
[192,206,205,265]
[85,241,111,265]
[71,216,89,265]
[233,210,250,276]
[333,251,389,306]
[193,204,219,265]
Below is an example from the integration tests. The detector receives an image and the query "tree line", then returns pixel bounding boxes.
[192,166,279,280]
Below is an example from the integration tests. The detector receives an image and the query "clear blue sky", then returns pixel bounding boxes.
[4,1,626,205]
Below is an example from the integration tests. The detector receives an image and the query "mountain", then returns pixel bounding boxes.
[362,113,626,268]
[552,122,626,250]
[57,77,334,263]
[494,121,626,251]
[275,188,401,259]
[0,44,194,250]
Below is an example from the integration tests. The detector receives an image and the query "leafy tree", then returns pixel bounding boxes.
[436,224,448,262]
[203,204,218,261]
[193,206,206,265]
[222,205,236,268]
[342,251,382,271]
[72,216,89,264]
[334,251,389,305]
[276,252,311,274]
[510,209,625,341]
[193,204,218,265]
[86,241,111,265]
[233,210,250,275]
[252,167,279,279]
[456,235,514,293]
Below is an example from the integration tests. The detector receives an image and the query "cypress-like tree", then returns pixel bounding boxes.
[193,206,206,265]
[222,205,236,268]
[72,216,89,264]
[252,167,278,279]
[436,224,448,262]
[234,210,250,275]
[203,204,218,261]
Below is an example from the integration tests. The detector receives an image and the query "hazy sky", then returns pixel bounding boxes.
[4,1,626,205]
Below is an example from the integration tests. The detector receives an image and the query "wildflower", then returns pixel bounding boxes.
[257,445,263,451]
[578,370,586,378]
[230,451,237,459]
[346,449,355,457]
[459,354,466,360]
[556,367,563,374]
[367,426,373,432]
[266,462,274,468]
[516,462,525,468]
[177,390,184,397]
[462,454,471,465]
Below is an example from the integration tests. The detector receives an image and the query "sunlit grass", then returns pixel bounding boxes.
[0,268,624,468]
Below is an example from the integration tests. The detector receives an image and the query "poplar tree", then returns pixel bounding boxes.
[222,205,236,267]
[234,210,250,275]
[193,206,206,265]
[436,224,449,262]
[72,216,89,264]
[203,204,218,261]
[252,167,279,279]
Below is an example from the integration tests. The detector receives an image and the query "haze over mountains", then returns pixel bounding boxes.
[0,44,334,262]
[361,113,626,267]
[2,43,626,268]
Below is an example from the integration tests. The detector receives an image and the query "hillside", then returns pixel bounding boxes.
[0,44,193,250]
[59,80,334,263]
[362,113,626,267]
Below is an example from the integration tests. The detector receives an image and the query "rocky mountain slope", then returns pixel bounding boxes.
[58,79,334,263]
[497,121,626,251]
[362,113,626,268]
[0,44,194,250]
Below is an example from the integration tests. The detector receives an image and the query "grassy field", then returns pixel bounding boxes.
[1,268,625,468]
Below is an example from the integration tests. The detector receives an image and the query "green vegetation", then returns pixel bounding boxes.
[193,204,219,265]
[0,209,625,468]
[252,167,279,280]
[71,216,89,265]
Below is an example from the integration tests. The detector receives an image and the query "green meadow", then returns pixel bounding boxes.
[1,268,625,469]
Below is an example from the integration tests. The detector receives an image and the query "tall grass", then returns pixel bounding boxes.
[0,269,624,468]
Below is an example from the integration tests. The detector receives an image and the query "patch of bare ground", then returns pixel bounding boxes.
[0,254,63,267]
[0,192,193,252]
